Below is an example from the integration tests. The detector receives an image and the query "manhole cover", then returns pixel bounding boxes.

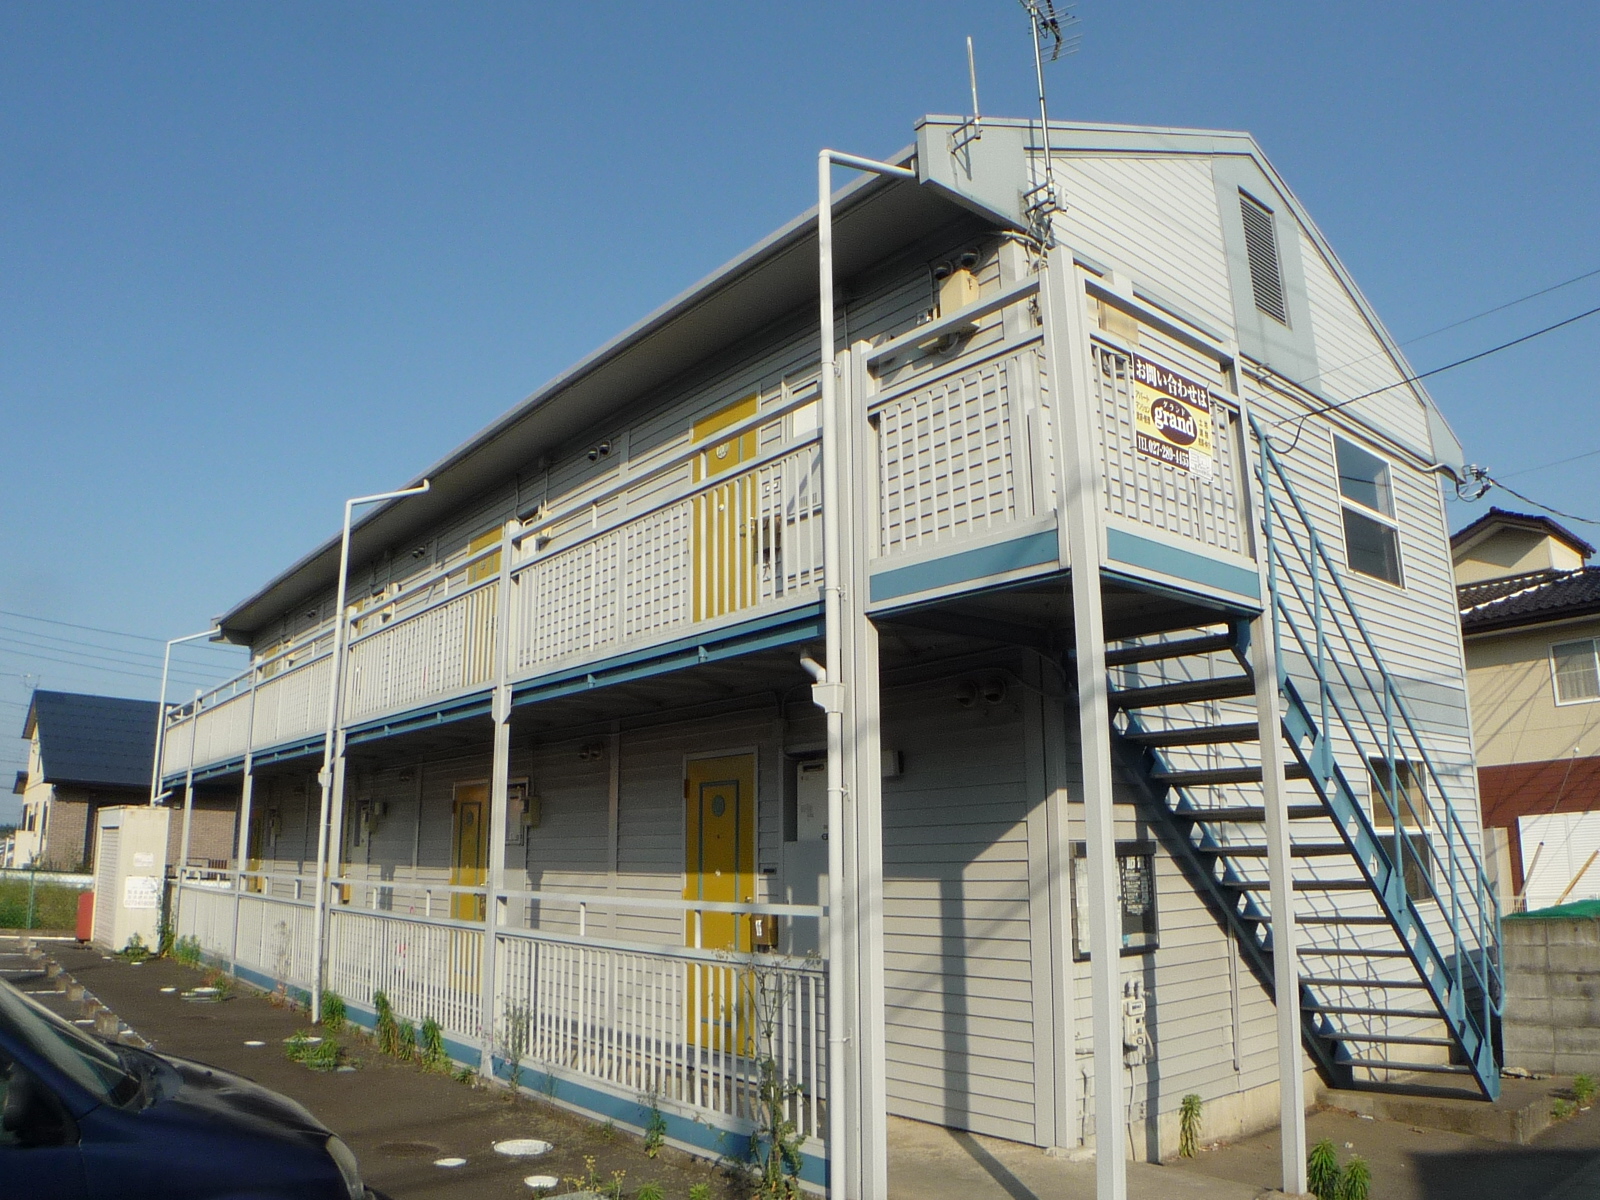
[524,1176,560,1190]
[378,1141,444,1158]
[494,1139,553,1158]
[433,1157,467,1168]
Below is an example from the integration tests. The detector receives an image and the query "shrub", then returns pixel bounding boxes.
[1307,1138,1342,1200]
[320,990,346,1033]
[1341,1155,1371,1200]
[373,990,400,1056]
[420,1017,448,1070]
[1178,1093,1203,1158]
[397,1019,417,1061]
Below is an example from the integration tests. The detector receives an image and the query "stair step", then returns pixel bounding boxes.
[1307,1003,1441,1020]
[1197,843,1349,858]
[1105,632,1237,667]
[1110,676,1257,710]
[1302,976,1430,990]
[1223,879,1371,892]
[1322,1033,1454,1047]
[1175,804,1327,823]
[1152,763,1311,788]
[1294,914,1392,926]
[1344,1058,1473,1075]
[1123,722,1261,747]
[1298,946,1413,958]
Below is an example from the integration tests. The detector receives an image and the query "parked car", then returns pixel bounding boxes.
[0,976,369,1198]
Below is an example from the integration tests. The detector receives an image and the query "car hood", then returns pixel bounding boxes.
[155,1054,329,1141]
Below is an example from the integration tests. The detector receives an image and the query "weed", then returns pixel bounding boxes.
[285,1031,343,1071]
[738,957,816,1199]
[200,968,233,998]
[497,1000,532,1092]
[565,1154,604,1193]
[644,1103,668,1158]
[1341,1155,1371,1200]
[397,1019,418,1062]
[1554,1098,1577,1121]
[1575,1074,1596,1108]
[171,935,203,968]
[320,991,346,1033]
[157,920,175,958]
[606,1169,627,1200]
[636,1183,665,1200]
[373,990,400,1056]
[1307,1138,1342,1200]
[419,1017,448,1070]
[594,1119,618,1142]
[688,1184,711,1200]
[119,933,150,962]
[1178,1092,1203,1158]
[453,1065,476,1085]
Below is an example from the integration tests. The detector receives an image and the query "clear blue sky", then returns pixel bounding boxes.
[3,2,1597,815]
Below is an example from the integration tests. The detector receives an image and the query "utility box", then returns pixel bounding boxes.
[91,806,170,953]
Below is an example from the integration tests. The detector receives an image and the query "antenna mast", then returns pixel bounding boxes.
[1018,1,1079,239]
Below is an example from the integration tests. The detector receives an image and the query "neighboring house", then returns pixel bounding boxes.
[1455,509,1600,911]
[16,689,235,871]
[155,115,1497,1192]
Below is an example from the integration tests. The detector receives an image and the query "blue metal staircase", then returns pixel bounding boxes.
[1103,423,1503,1100]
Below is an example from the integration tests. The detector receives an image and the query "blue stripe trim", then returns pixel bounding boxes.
[344,693,493,746]
[1105,527,1261,601]
[869,530,1059,604]
[511,604,823,708]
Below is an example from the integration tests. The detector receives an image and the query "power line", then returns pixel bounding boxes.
[0,608,235,651]
[1484,477,1600,527]
[0,636,227,687]
[1276,302,1600,453]
[0,622,243,675]
[0,646,176,686]
[1497,447,1600,481]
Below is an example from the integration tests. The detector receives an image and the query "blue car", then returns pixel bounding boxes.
[0,977,370,1199]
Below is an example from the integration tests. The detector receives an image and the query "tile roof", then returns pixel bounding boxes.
[20,690,159,790]
[1458,566,1600,634]
[1451,507,1596,559]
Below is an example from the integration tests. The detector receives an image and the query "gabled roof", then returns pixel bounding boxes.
[20,691,159,790]
[1451,507,1595,561]
[1459,567,1600,634]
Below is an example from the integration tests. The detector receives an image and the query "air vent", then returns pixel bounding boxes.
[1239,190,1288,325]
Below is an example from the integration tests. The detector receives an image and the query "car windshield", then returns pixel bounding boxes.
[0,978,140,1107]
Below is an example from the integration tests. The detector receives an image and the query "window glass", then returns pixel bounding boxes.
[0,983,136,1106]
[1342,508,1403,585]
[1553,639,1600,703]
[1367,759,1433,900]
[1335,437,1394,516]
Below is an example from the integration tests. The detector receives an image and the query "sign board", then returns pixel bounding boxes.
[132,851,154,869]
[123,875,160,910]
[1132,355,1215,481]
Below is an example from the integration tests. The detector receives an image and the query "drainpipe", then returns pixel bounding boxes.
[150,628,218,807]
[311,480,430,1025]
[816,148,915,1200]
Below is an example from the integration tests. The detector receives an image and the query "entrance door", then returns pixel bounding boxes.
[691,395,759,622]
[451,784,488,922]
[684,754,756,1050]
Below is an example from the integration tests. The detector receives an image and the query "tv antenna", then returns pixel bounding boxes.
[1018,0,1081,238]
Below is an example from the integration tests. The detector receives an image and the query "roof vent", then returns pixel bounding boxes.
[1239,190,1288,325]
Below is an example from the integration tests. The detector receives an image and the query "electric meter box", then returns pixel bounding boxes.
[91,805,171,953]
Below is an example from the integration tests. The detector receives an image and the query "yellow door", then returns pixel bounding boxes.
[692,395,760,622]
[245,808,266,893]
[684,754,756,1050]
[451,784,488,921]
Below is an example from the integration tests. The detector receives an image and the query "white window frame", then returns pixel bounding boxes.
[1332,432,1404,588]
[1550,636,1600,707]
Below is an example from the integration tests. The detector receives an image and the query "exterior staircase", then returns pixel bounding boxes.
[1104,424,1503,1099]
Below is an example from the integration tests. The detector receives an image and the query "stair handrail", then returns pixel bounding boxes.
[1251,417,1502,1025]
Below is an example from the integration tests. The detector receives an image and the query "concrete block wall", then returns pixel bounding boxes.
[1503,917,1600,1074]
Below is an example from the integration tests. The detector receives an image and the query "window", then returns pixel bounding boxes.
[1240,190,1288,324]
[1071,842,1159,959]
[1335,436,1403,585]
[1368,758,1433,900]
[1552,638,1600,704]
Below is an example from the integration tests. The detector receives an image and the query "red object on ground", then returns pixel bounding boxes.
[76,891,94,942]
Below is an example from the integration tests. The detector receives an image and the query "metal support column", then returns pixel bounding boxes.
[231,670,260,974]
[174,688,203,934]
[480,518,519,1078]
[1042,240,1126,1198]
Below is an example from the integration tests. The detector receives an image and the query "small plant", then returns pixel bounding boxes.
[119,932,150,962]
[688,1184,711,1200]
[373,990,400,1056]
[606,1169,627,1200]
[644,1103,668,1158]
[157,920,175,958]
[1308,1138,1342,1200]
[284,1030,342,1070]
[320,990,346,1033]
[420,1017,448,1070]
[565,1154,604,1194]
[498,1001,533,1091]
[1341,1155,1371,1200]
[200,968,234,998]
[1554,1098,1577,1121]
[1178,1092,1203,1158]
[595,1119,618,1142]
[1575,1074,1596,1108]
[453,1065,476,1085]
[636,1183,665,1200]
[171,935,203,968]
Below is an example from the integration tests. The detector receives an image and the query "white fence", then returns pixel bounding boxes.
[172,878,826,1144]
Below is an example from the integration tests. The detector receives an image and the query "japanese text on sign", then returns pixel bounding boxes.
[1132,354,1215,481]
